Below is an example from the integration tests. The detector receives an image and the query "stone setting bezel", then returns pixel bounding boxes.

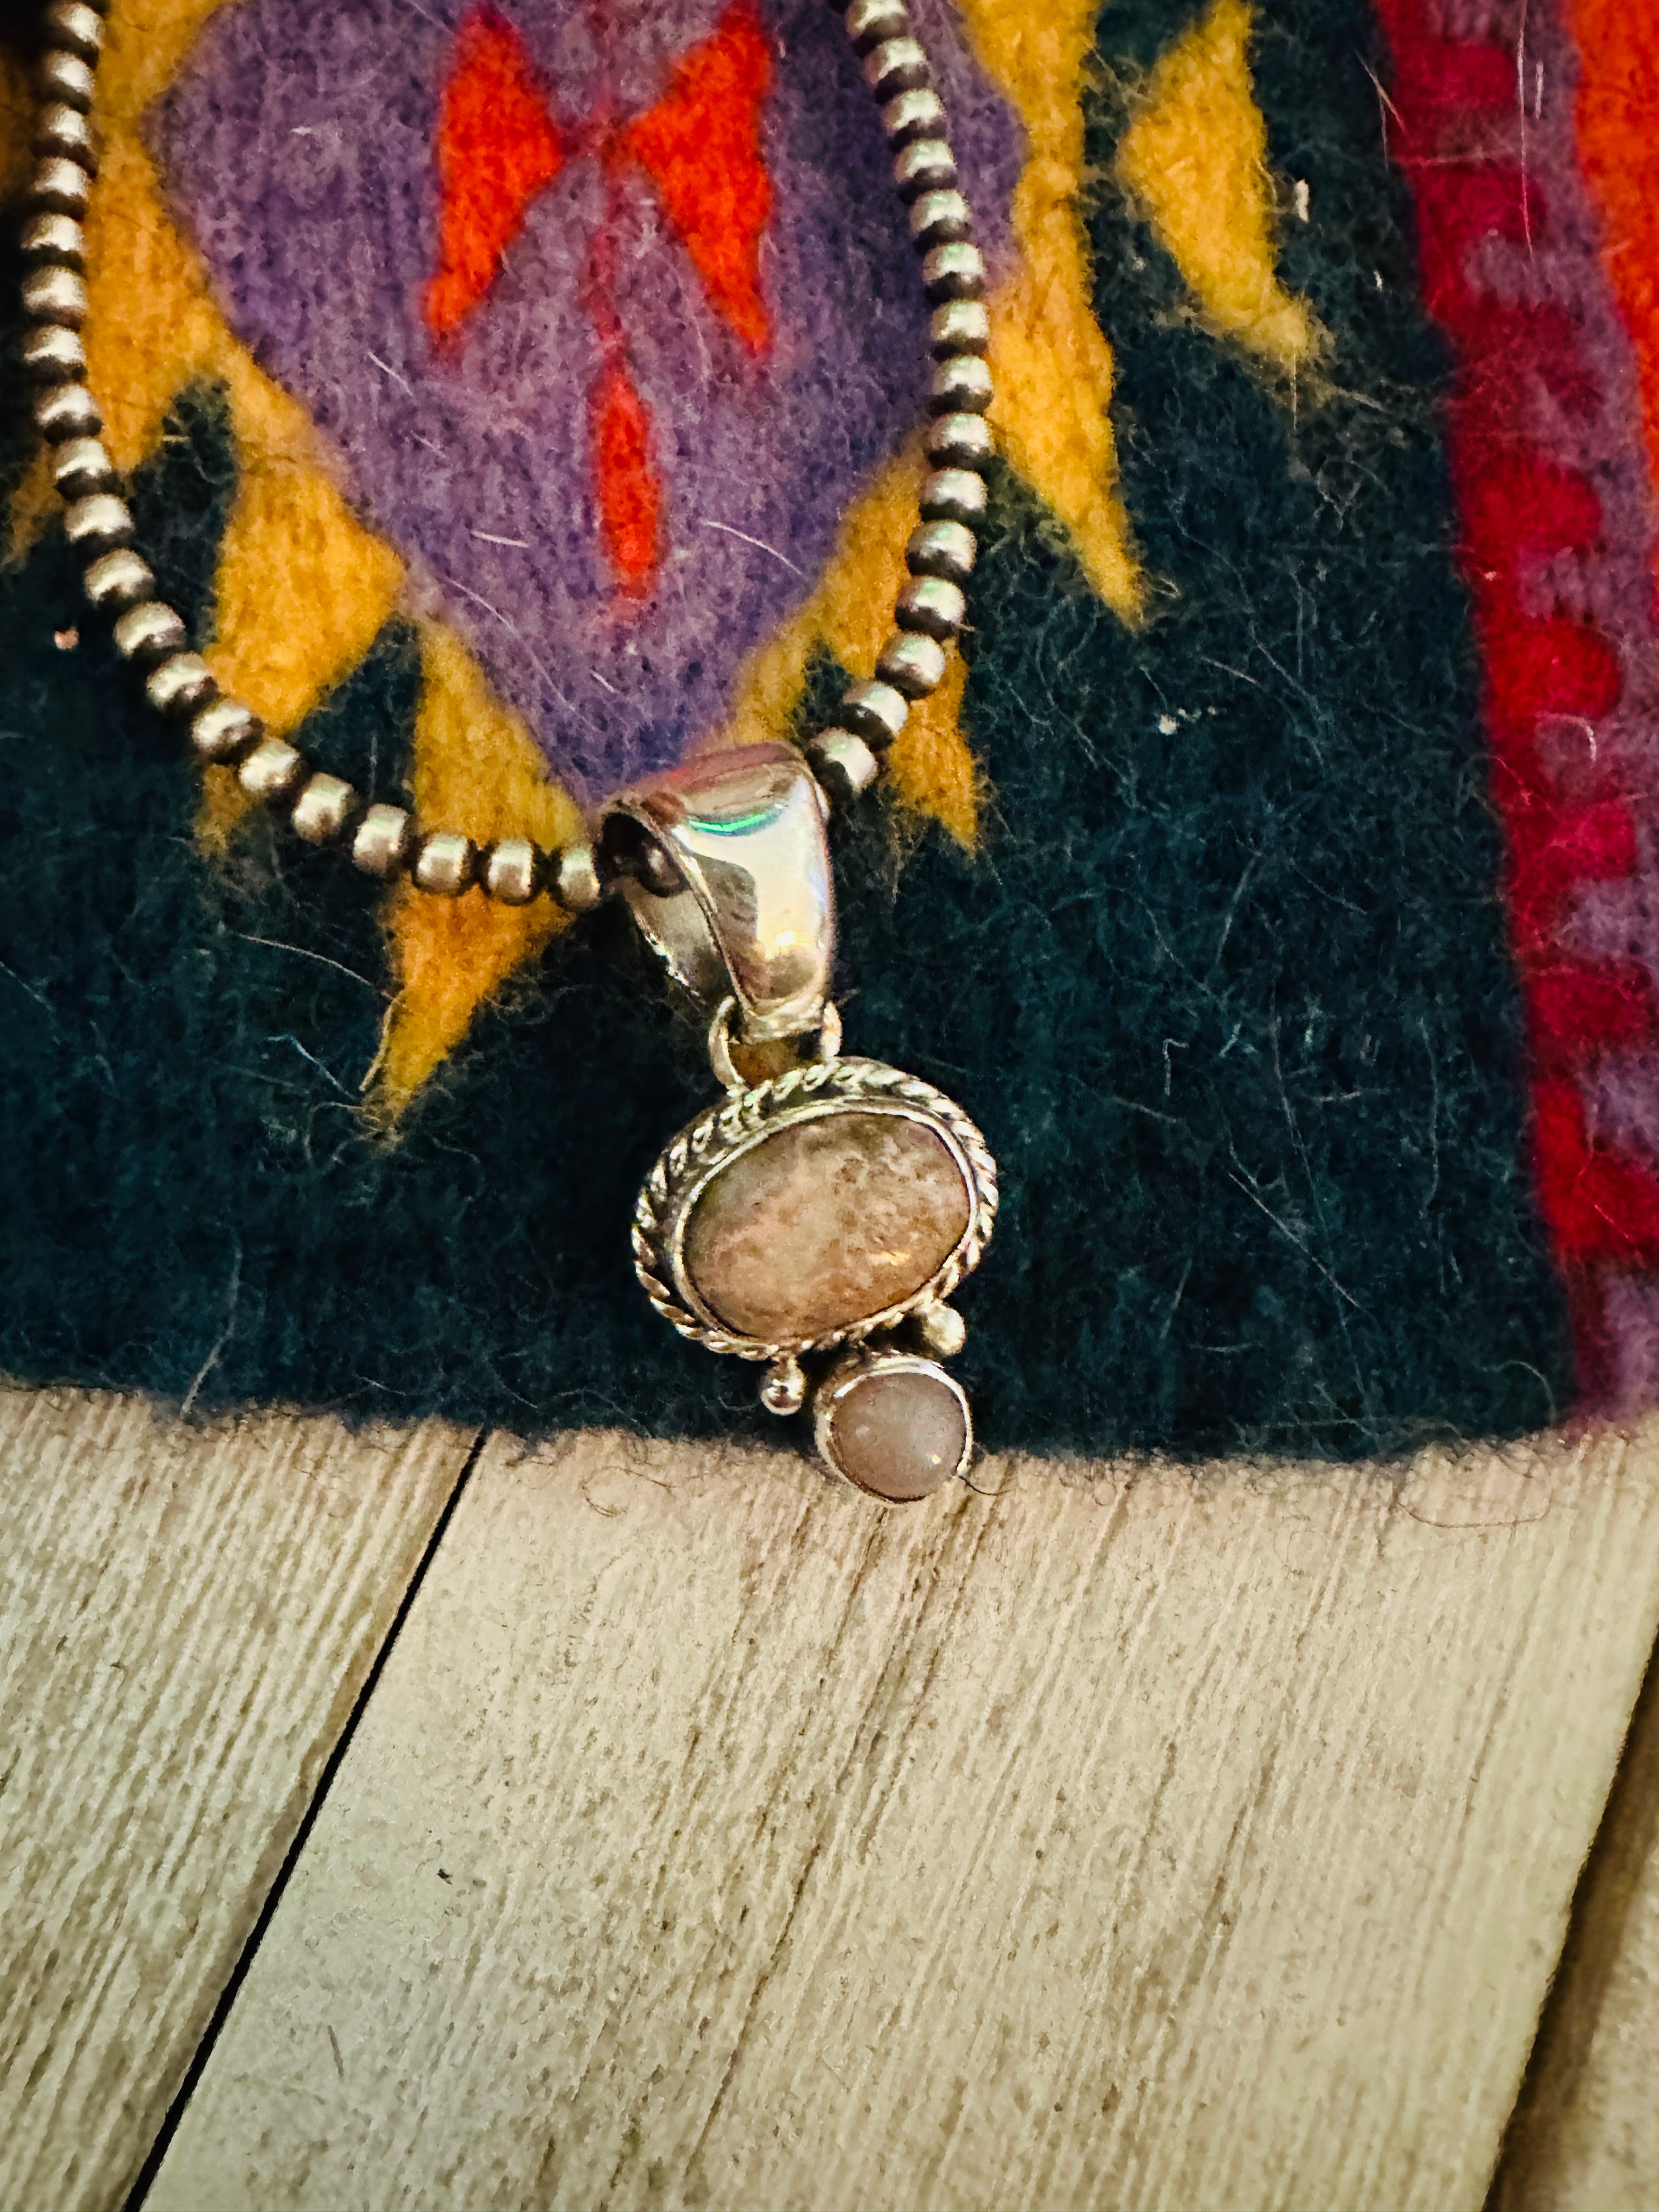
[813,1349,974,1503]
[632,1056,998,1364]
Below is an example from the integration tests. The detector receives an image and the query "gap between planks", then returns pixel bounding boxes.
[0,1386,478,2212]
[134,1414,1659,2212]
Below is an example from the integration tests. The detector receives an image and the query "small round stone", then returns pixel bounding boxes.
[682,1109,970,1342]
[819,1358,970,1503]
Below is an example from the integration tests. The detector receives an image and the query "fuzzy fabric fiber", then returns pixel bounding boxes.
[0,0,1605,1458]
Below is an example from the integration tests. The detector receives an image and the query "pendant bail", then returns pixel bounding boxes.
[602,743,836,1044]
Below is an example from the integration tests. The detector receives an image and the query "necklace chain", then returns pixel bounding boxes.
[18,0,994,910]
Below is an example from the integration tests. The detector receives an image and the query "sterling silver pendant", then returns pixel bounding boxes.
[603,744,997,1503]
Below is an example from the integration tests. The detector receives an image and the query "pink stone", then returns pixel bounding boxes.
[823,1361,970,1503]
[683,1108,970,1342]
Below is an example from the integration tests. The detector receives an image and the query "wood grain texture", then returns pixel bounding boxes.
[1491,1629,1659,2212]
[0,1387,473,2212]
[149,1419,1659,2212]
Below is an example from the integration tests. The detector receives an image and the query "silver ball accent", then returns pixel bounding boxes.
[351,803,414,879]
[926,410,995,469]
[112,599,188,664]
[52,435,114,499]
[896,574,966,640]
[909,188,972,250]
[760,1356,809,1418]
[237,736,307,804]
[34,381,101,442]
[930,354,993,415]
[35,102,97,171]
[411,831,477,896]
[892,137,956,201]
[930,298,989,358]
[64,489,132,551]
[21,211,85,267]
[839,678,910,748]
[44,2,105,63]
[919,466,988,527]
[913,1302,967,1358]
[881,87,947,145]
[189,698,263,764]
[291,772,361,845]
[23,264,88,327]
[804,727,881,805]
[22,323,87,381]
[876,630,947,699]
[482,836,543,905]
[82,546,154,611]
[551,842,603,913]
[28,155,91,217]
[863,35,930,99]
[144,652,216,717]
[39,50,96,111]
[844,0,907,50]
[921,240,986,303]
[905,519,977,584]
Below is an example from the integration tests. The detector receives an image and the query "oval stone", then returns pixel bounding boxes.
[682,1107,970,1342]
[822,1360,970,1503]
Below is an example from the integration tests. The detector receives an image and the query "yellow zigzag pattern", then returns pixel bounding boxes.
[5,0,1318,1113]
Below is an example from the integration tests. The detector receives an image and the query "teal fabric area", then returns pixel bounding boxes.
[0,0,1571,1457]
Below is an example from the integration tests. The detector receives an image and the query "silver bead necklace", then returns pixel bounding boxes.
[18,0,1003,1505]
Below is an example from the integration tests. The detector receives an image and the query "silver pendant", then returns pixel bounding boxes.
[603,745,998,1503]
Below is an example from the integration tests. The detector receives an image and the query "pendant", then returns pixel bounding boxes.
[603,746,998,1504]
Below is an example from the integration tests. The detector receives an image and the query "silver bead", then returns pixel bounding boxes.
[906,519,977,583]
[21,211,85,267]
[930,298,989,357]
[83,546,153,610]
[805,726,880,805]
[291,771,360,845]
[112,599,188,663]
[23,264,88,328]
[22,324,87,381]
[930,354,994,414]
[864,36,930,99]
[844,0,907,48]
[238,736,306,804]
[927,410,995,469]
[145,652,216,716]
[64,490,131,551]
[52,436,113,499]
[44,2,105,62]
[922,240,986,303]
[352,803,414,878]
[759,1354,808,1417]
[35,103,97,171]
[877,630,947,698]
[189,697,263,764]
[893,137,956,201]
[839,678,910,748]
[34,381,101,442]
[412,831,476,896]
[29,155,91,217]
[551,841,603,913]
[39,50,96,111]
[482,836,543,905]
[909,188,972,250]
[920,466,988,526]
[896,574,966,639]
[913,1302,967,1358]
[881,87,947,145]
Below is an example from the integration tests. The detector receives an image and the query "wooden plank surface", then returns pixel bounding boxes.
[0,1387,473,2212]
[1491,1630,1659,2212]
[146,1418,1659,2212]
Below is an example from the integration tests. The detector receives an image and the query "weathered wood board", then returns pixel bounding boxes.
[0,1388,473,2212]
[1492,1633,1659,2212]
[146,1418,1659,2212]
